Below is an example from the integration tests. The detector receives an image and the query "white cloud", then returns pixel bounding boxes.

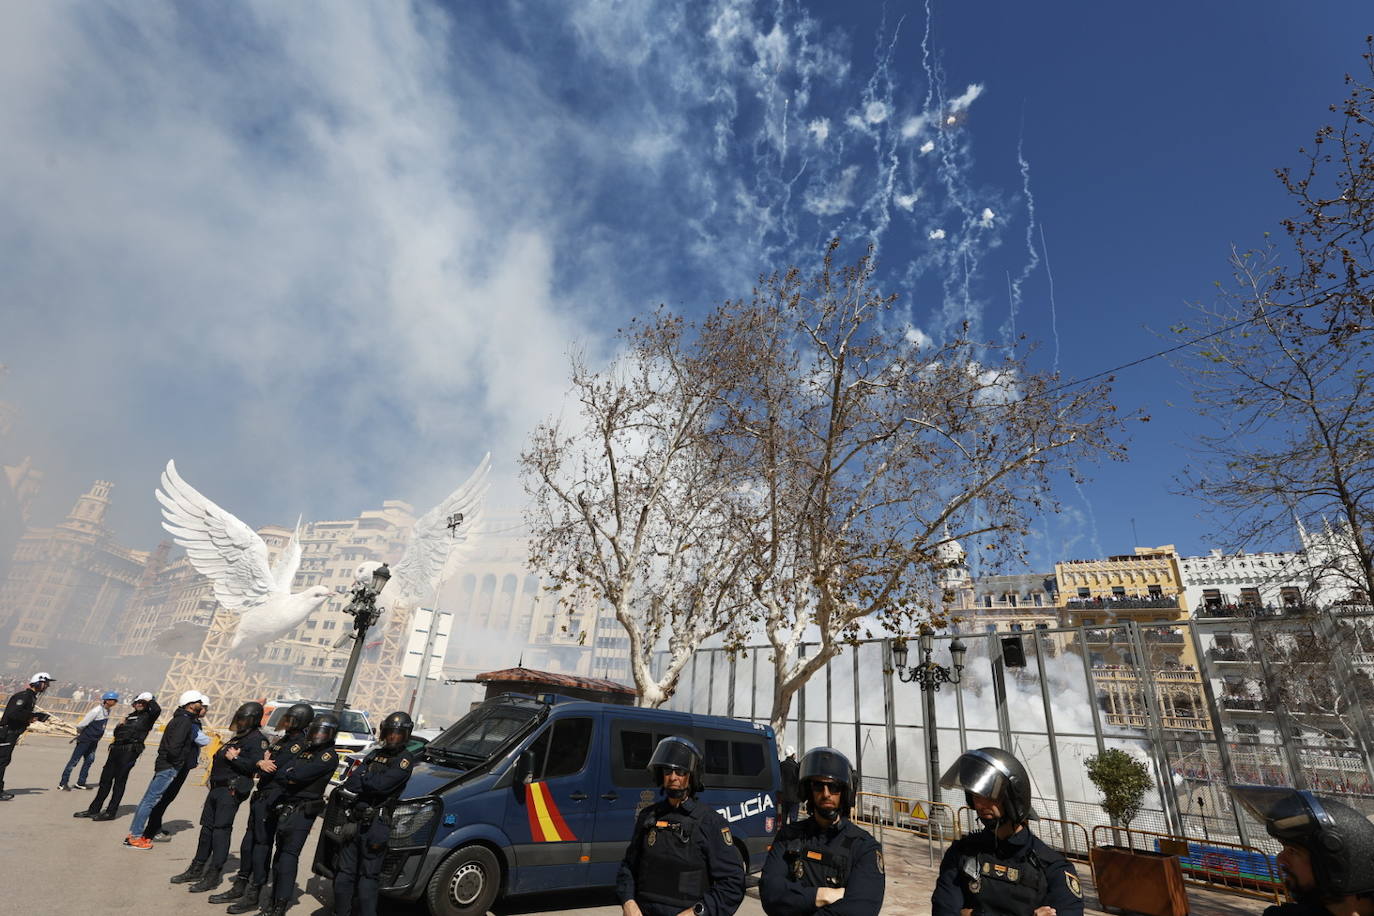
[948,82,985,112]
[864,101,891,124]
[805,165,860,216]
[919,139,936,154]
[901,115,927,139]
[808,118,831,143]
[929,228,947,240]
[895,192,920,211]
[905,326,932,348]
[979,207,996,227]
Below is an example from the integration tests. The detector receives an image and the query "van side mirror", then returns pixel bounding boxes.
[513,749,536,786]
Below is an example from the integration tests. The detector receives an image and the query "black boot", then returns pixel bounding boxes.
[189,868,223,893]
[170,861,206,884]
[258,899,289,916]
[209,876,249,904]
[225,884,264,914]
[92,810,117,821]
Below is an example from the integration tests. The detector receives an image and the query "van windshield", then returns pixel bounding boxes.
[426,697,543,765]
[266,706,369,735]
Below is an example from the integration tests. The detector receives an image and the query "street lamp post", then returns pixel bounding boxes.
[893,627,967,805]
[333,563,392,717]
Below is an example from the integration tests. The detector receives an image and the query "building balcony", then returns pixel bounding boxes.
[1207,646,1251,663]
[1067,596,1179,611]
[1220,696,1267,713]
[1195,603,1315,619]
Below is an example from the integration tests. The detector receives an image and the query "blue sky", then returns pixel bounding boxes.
[1,1,1368,571]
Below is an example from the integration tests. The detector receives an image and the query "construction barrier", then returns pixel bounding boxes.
[1091,824,1283,903]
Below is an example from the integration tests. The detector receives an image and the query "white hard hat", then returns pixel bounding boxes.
[178,689,205,707]
[786,746,796,757]
[134,691,154,703]
[197,692,212,706]
[30,671,53,684]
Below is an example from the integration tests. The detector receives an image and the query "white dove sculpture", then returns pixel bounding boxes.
[156,460,330,654]
[336,454,491,649]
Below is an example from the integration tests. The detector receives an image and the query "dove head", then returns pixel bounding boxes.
[353,562,384,584]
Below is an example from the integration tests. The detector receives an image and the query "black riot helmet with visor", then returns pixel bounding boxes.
[647,736,704,798]
[378,711,414,750]
[281,702,315,734]
[231,701,264,736]
[306,712,340,750]
[798,747,855,816]
[941,747,1037,827]
[1231,785,1374,898]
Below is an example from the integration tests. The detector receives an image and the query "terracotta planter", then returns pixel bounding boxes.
[1090,845,1189,916]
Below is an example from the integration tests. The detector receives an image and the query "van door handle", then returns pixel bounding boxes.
[569,791,589,801]
[600,792,619,801]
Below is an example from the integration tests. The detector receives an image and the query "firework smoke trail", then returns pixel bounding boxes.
[1002,132,1040,346]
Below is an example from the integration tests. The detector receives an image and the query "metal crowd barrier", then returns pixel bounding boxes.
[1090,824,1283,903]
[853,791,957,866]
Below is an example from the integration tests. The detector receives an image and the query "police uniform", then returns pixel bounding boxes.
[617,798,745,916]
[84,698,161,818]
[931,825,1084,916]
[760,816,885,915]
[330,745,417,916]
[267,741,338,910]
[191,725,269,879]
[219,729,308,912]
[0,685,50,797]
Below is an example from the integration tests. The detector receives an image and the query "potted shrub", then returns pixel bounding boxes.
[1086,749,1189,916]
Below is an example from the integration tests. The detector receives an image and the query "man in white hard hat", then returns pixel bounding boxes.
[124,689,208,849]
[0,671,54,800]
[76,690,162,821]
[779,747,800,826]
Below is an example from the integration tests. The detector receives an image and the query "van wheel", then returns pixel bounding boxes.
[426,844,502,916]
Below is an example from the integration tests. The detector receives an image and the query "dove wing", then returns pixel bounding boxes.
[270,516,304,593]
[157,460,278,611]
[388,454,491,605]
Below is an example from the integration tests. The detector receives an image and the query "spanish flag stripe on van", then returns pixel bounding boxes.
[525,782,575,842]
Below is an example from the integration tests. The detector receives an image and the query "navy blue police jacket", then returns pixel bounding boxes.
[617,796,745,916]
[932,824,1084,916]
[760,816,885,915]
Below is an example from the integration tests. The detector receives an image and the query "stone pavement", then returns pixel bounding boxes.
[0,734,1275,915]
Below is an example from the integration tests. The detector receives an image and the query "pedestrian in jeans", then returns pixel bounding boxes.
[75,691,161,820]
[61,690,119,790]
[144,721,210,843]
[125,690,208,850]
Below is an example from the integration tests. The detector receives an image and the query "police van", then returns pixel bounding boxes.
[314,692,780,916]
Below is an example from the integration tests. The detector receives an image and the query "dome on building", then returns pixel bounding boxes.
[936,536,966,566]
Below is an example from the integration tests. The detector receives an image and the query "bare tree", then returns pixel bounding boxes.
[705,240,1128,739]
[521,311,752,707]
[1174,42,1374,600]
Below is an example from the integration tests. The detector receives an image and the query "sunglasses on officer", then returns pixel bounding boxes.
[810,779,843,796]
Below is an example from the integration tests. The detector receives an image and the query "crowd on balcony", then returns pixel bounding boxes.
[1195,601,1313,619]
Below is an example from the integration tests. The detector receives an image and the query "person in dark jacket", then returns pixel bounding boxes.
[170,701,269,893]
[60,690,120,790]
[0,671,54,800]
[617,736,745,916]
[76,691,161,820]
[932,748,1083,916]
[330,711,418,916]
[216,702,315,913]
[779,747,800,826]
[259,712,339,916]
[1231,785,1374,916]
[144,698,211,842]
[761,746,884,916]
[124,689,208,849]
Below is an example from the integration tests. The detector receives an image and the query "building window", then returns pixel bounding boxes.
[1147,585,1162,597]
[1112,586,1126,598]
[1078,588,1090,598]
[1280,586,1302,607]
[1240,588,1262,608]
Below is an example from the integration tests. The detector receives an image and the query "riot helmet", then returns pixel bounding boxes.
[1232,785,1374,899]
[231,701,264,735]
[281,702,315,734]
[306,712,339,749]
[647,736,704,798]
[941,747,1037,827]
[379,711,414,750]
[798,747,854,819]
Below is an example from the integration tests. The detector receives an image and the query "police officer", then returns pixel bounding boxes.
[330,711,418,916]
[216,702,315,913]
[761,746,885,916]
[77,691,162,820]
[932,747,1083,916]
[1231,785,1374,916]
[0,671,54,800]
[258,711,339,916]
[617,736,745,916]
[171,701,270,893]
